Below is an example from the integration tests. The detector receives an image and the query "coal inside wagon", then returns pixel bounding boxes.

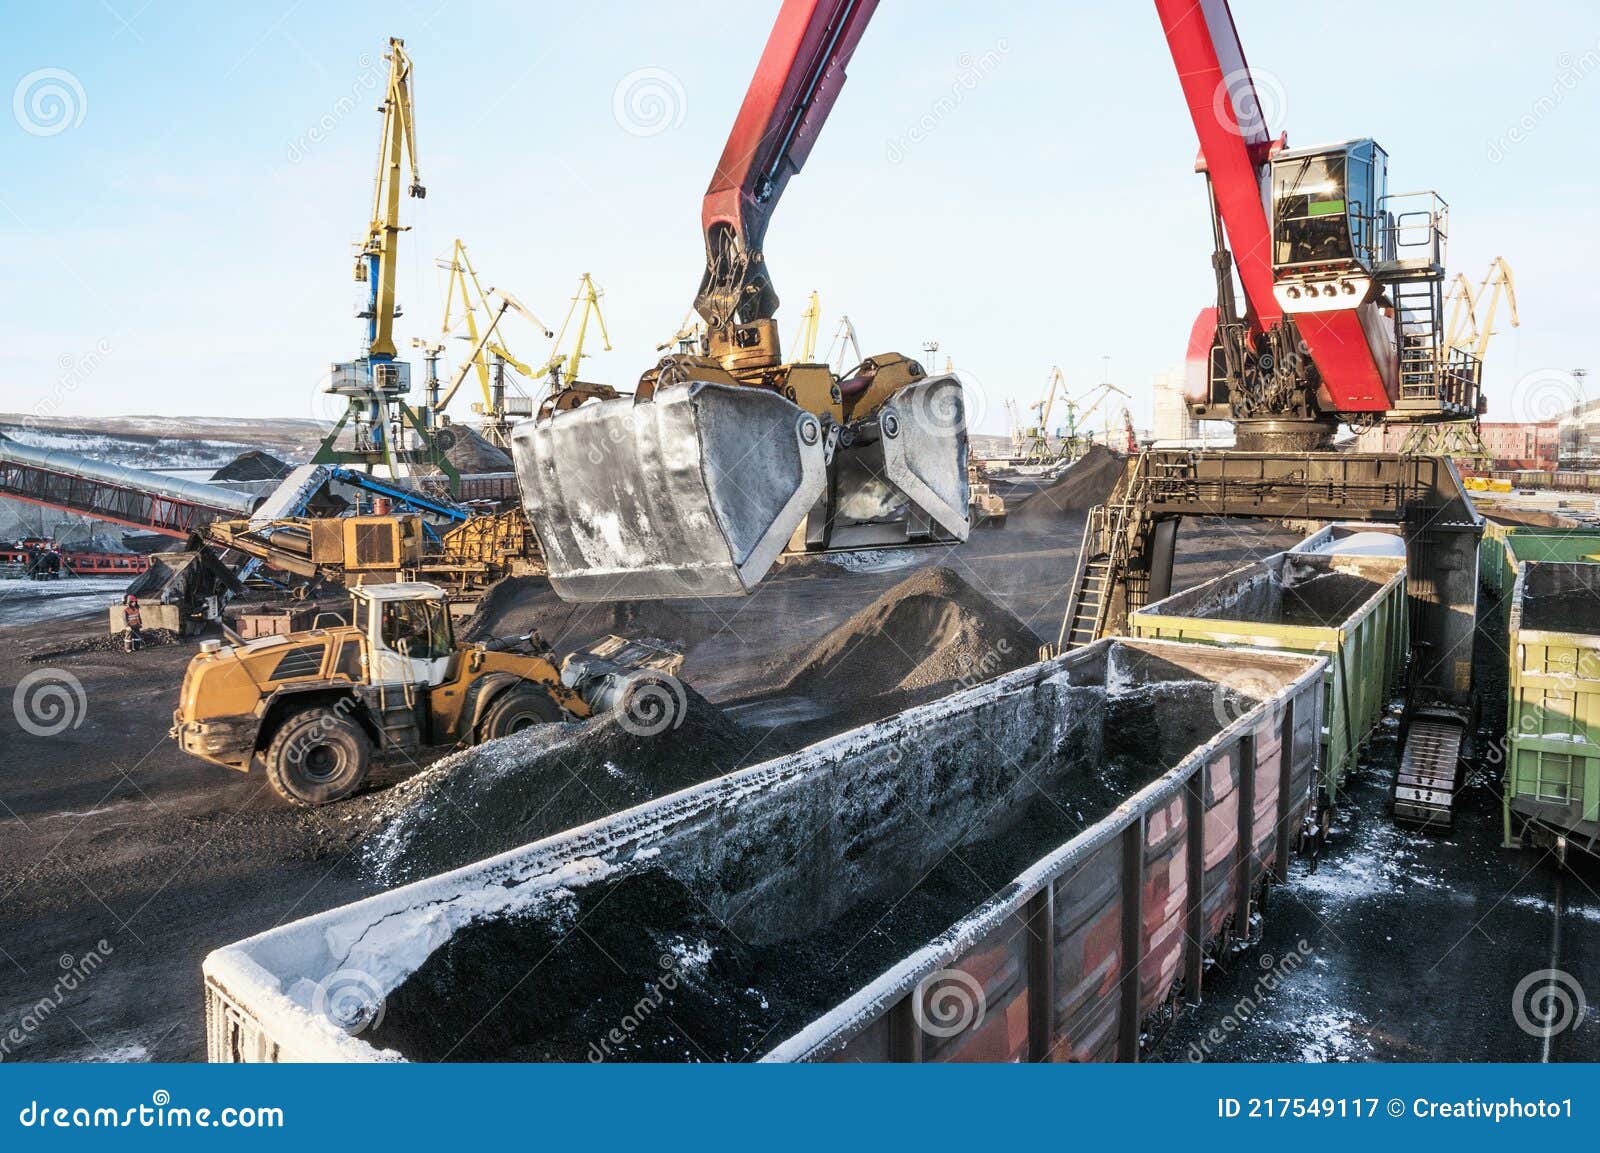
[1503,561,1600,855]
[1129,548,1406,808]
[202,637,1323,1064]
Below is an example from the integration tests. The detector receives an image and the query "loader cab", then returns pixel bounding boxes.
[1270,138,1386,313]
[350,582,455,687]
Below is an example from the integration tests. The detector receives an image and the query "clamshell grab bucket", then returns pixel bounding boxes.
[512,382,826,601]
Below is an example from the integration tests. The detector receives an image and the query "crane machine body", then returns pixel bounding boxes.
[1159,0,1482,450]
[1052,0,1489,830]
[512,0,970,602]
[314,38,458,486]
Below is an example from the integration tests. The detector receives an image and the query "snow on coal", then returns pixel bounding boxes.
[360,684,762,885]
[363,673,1243,1061]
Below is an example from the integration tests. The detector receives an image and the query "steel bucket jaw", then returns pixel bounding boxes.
[876,374,971,542]
[512,382,826,602]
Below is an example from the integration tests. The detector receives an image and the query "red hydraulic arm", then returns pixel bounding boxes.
[1155,0,1394,412]
[694,0,878,332]
[1155,0,1280,335]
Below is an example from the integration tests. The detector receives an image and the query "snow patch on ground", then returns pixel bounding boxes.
[1510,892,1600,924]
[1284,814,1446,905]
[0,577,133,627]
[1296,1010,1371,1062]
[818,549,924,574]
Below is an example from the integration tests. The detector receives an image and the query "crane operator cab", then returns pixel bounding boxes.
[1270,138,1387,314]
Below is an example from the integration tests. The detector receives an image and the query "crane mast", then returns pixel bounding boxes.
[361,37,424,362]
[314,37,457,485]
[541,273,614,389]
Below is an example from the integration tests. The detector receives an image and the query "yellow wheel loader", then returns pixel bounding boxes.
[170,582,681,805]
[512,0,970,603]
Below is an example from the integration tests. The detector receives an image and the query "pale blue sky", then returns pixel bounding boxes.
[2,0,1595,433]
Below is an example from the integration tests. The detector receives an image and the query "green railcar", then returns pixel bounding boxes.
[1503,561,1600,855]
[1479,525,1600,601]
[1131,549,1407,807]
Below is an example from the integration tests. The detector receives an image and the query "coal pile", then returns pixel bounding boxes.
[27,628,180,662]
[1522,589,1600,634]
[211,450,292,482]
[1010,445,1125,522]
[364,678,1242,1062]
[750,567,1037,732]
[360,685,762,885]
[458,573,727,651]
[436,425,514,473]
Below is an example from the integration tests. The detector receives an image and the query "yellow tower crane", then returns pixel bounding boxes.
[1022,366,1065,464]
[791,291,821,362]
[430,239,548,448]
[540,274,614,390]
[314,37,456,483]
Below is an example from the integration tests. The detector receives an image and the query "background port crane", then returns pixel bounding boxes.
[432,239,543,449]
[538,273,614,393]
[313,37,457,486]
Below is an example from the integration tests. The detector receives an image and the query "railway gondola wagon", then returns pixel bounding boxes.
[1503,561,1600,855]
[1130,547,1406,808]
[1480,525,1600,601]
[202,638,1323,1063]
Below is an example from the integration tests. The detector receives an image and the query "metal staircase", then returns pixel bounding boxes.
[1393,277,1444,408]
[1056,455,1155,653]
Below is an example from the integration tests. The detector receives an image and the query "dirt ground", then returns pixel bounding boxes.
[17,506,1585,1064]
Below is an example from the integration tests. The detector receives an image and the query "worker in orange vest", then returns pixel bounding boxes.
[122,593,144,653]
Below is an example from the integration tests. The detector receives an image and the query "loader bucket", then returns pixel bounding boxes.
[511,382,826,601]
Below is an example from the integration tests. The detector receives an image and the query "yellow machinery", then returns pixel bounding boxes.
[431,239,545,448]
[791,291,821,363]
[1021,367,1065,463]
[1444,257,1519,362]
[1403,258,1518,460]
[539,273,614,391]
[207,515,424,585]
[313,37,456,483]
[171,582,683,805]
[206,510,540,596]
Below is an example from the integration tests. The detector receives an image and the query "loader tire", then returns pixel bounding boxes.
[263,706,372,807]
[476,686,562,742]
